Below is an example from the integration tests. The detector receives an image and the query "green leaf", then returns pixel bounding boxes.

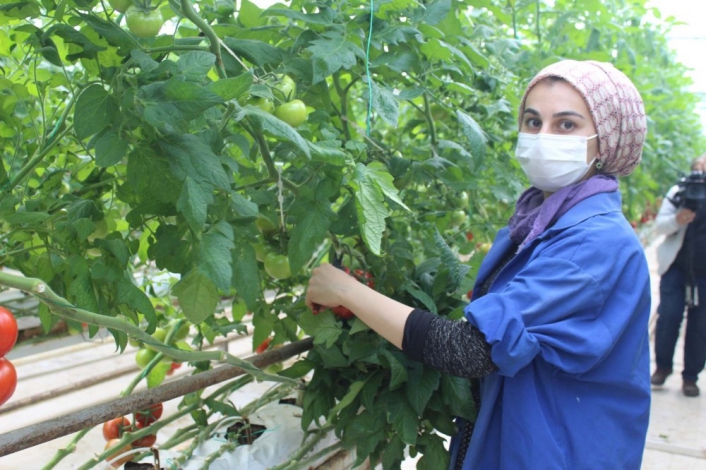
[94,131,128,167]
[172,270,220,324]
[238,0,266,27]
[160,134,231,190]
[207,72,253,101]
[388,395,419,445]
[95,238,131,267]
[402,281,437,314]
[381,350,408,390]
[406,365,440,415]
[381,435,406,470]
[456,110,487,160]
[177,176,213,233]
[78,13,135,50]
[74,84,117,139]
[162,79,225,120]
[199,221,234,292]
[417,434,450,470]
[298,309,342,348]
[230,192,258,221]
[433,229,462,292]
[231,239,262,311]
[221,37,285,67]
[177,51,216,81]
[329,380,365,415]
[278,359,316,379]
[117,280,157,333]
[287,185,335,274]
[3,211,50,224]
[441,374,475,421]
[372,83,399,127]
[43,24,106,60]
[236,105,311,159]
[307,141,348,166]
[263,7,334,25]
[307,31,364,83]
[366,162,410,211]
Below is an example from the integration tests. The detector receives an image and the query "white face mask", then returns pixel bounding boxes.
[515,132,598,192]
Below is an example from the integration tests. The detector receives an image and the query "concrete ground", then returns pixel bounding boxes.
[1,235,705,469]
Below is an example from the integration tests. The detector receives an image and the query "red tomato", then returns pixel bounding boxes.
[0,358,17,406]
[166,362,182,376]
[353,269,375,288]
[467,289,473,300]
[0,306,18,357]
[134,403,163,427]
[132,429,157,448]
[331,306,355,320]
[255,337,272,354]
[102,417,131,441]
[465,231,474,242]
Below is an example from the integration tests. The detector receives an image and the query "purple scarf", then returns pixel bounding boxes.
[508,174,619,247]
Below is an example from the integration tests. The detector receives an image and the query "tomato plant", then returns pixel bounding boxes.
[274,100,308,127]
[103,417,131,441]
[263,253,291,280]
[0,307,18,357]
[135,403,163,426]
[0,0,703,467]
[0,358,17,406]
[125,6,164,38]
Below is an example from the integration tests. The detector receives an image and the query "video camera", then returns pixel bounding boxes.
[670,171,706,211]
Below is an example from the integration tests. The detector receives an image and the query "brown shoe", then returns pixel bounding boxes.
[651,368,672,386]
[683,381,700,397]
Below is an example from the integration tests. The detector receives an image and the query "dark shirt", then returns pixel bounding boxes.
[673,203,706,278]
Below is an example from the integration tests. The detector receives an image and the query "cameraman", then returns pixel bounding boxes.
[652,154,706,397]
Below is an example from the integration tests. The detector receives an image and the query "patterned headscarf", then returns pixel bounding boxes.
[518,60,647,176]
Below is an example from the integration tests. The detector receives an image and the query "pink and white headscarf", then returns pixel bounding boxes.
[518,60,647,176]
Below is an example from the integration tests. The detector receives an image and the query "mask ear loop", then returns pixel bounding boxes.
[595,160,604,170]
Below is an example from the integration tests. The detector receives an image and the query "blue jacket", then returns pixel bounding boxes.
[452,191,651,469]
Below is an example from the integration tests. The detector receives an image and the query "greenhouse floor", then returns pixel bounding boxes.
[1,237,705,469]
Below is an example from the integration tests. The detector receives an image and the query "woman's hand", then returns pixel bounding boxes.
[305,263,361,312]
[676,208,696,225]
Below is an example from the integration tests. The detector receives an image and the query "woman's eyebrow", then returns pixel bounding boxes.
[522,108,586,120]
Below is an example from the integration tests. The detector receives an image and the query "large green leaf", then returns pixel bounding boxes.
[199,221,234,292]
[172,270,220,324]
[177,51,216,81]
[160,134,231,190]
[74,84,117,139]
[177,176,213,233]
[287,185,335,274]
[231,239,262,311]
[298,309,343,348]
[307,31,364,83]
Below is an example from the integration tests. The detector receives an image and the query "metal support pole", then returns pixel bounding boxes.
[0,337,314,456]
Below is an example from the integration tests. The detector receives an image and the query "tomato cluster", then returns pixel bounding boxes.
[0,306,18,407]
[102,402,163,467]
[133,323,190,384]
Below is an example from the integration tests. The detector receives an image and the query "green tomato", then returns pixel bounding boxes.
[135,348,158,369]
[273,75,296,102]
[87,218,108,242]
[215,0,235,16]
[274,100,308,127]
[449,210,467,227]
[125,6,164,38]
[173,322,190,341]
[246,97,274,114]
[451,191,469,209]
[146,328,167,351]
[255,216,278,237]
[264,253,292,280]
[107,0,132,13]
[252,242,269,262]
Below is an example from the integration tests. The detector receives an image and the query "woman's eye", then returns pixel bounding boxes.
[525,118,541,129]
[559,121,575,130]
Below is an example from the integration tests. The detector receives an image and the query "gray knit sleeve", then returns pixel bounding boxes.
[402,309,497,379]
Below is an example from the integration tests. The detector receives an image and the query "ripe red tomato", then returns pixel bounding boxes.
[134,403,163,427]
[331,306,355,320]
[0,358,17,406]
[353,269,375,288]
[466,289,473,300]
[274,99,308,127]
[125,6,164,38]
[0,306,18,357]
[255,337,272,354]
[103,417,131,441]
[264,253,292,280]
[465,231,474,242]
[166,361,182,376]
[132,432,157,448]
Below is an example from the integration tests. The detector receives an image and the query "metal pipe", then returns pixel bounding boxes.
[0,338,313,457]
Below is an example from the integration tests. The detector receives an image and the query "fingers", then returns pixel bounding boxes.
[677,209,696,225]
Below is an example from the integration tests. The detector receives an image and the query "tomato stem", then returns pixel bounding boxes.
[179,0,227,78]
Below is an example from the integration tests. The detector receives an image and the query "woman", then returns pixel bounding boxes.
[306,60,651,469]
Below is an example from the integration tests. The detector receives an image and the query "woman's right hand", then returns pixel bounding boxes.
[676,208,696,225]
[305,263,362,312]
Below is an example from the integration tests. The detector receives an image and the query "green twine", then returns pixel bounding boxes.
[365,0,374,137]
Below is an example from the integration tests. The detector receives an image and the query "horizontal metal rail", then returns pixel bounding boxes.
[0,337,313,457]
